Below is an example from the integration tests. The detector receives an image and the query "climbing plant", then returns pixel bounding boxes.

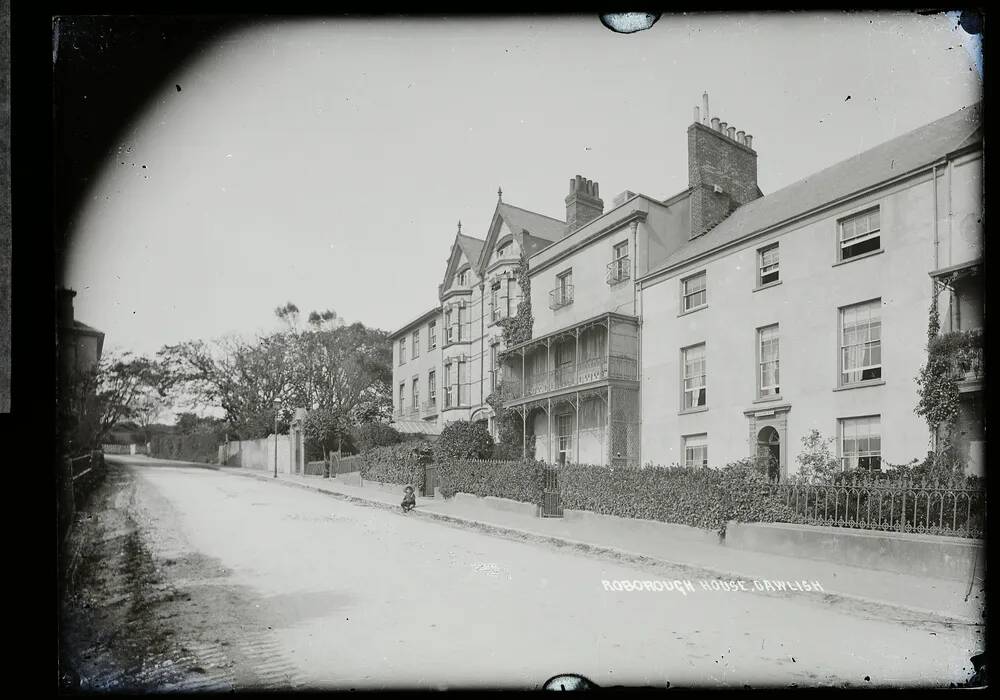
[496,254,533,361]
[914,285,959,450]
[490,253,534,458]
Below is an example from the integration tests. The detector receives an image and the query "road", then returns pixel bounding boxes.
[60,457,983,690]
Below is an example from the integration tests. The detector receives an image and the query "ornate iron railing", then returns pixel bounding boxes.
[500,354,639,400]
[769,476,985,539]
[549,284,574,310]
[607,257,630,285]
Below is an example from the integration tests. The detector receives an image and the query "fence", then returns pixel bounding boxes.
[771,476,986,539]
[102,443,150,455]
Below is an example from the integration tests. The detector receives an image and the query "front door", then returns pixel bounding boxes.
[757,426,780,481]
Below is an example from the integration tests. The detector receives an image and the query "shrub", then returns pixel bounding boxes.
[437,420,495,460]
[358,442,431,489]
[437,458,544,504]
[793,429,840,482]
[350,422,403,453]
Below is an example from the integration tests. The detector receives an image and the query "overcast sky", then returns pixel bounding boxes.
[62,12,982,358]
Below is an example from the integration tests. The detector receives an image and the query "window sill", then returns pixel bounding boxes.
[832,248,884,268]
[833,379,885,392]
[677,304,708,318]
[753,280,782,293]
[753,394,783,404]
[679,405,709,415]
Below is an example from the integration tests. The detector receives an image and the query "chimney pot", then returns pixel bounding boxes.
[694,106,700,123]
[746,134,753,149]
[702,92,710,124]
[720,121,728,134]
[711,117,720,131]
[727,126,736,140]
[736,130,745,145]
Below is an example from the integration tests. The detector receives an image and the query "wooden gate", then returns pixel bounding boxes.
[541,465,563,517]
[422,464,438,498]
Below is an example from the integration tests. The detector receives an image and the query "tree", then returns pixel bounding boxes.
[794,429,839,482]
[437,420,495,460]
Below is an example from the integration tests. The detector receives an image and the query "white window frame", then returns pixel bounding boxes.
[681,343,707,410]
[443,363,453,408]
[838,207,881,261]
[428,369,436,403]
[398,382,405,413]
[758,243,779,286]
[428,320,437,350]
[681,271,707,312]
[398,338,406,365]
[411,377,419,410]
[757,324,780,398]
[444,308,454,344]
[839,415,882,471]
[556,413,574,462]
[491,282,502,323]
[411,330,420,358]
[683,434,708,468]
[839,298,882,385]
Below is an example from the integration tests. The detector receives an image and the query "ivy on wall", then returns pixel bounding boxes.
[496,254,533,361]
[490,253,534,457]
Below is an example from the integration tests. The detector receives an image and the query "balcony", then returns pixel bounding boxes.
[607,257,630,285]
[500,355,638,400]
[549,285,574,310]
[420,398,438,418]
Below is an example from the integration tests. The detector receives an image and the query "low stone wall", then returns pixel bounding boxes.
[725,521,986,582]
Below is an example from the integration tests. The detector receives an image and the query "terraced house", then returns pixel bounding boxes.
[390,193,563,437]
[393,98,983,475]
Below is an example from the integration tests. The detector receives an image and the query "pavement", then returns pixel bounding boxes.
[202,463,985,627]
[69,456,984,689]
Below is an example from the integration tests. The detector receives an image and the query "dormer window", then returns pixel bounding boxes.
[497,241,512,259]
[457,269,469,286]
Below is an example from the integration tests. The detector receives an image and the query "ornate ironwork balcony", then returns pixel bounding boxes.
[607,257,630,285]
[549,285,574,310]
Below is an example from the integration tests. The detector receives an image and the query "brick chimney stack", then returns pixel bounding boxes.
[57,288,77,327]
[564,174,604,237]
[688,93,760,238]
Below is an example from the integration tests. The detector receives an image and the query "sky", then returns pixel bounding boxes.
[62,12,982,359]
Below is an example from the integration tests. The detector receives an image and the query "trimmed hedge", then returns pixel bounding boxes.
[437,458,545,503]
[359,443,429,489]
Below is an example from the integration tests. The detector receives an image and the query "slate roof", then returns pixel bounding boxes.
[647,103,982,277]
[455,234,485,270]
[497,202,564,248]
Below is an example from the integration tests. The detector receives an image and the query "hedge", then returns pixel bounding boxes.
[359,443,430,489]
[150,433,220,463]
[437,458,545,503]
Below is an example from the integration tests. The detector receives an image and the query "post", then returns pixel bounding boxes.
[547,397,553,464]
[575,391,580,466]
[273,407,279,478]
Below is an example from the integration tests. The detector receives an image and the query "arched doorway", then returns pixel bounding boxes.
[757,426,780,482]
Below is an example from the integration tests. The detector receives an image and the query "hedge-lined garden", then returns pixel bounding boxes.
[437,458,546,502]
[358,443,432,490]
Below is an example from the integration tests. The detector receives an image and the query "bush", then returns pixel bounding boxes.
[150,433,220,463]
[437,420,495,460]
[793,429,840,482]
[437,458,544,503]
[350,422,403,453]
[560,459,803,536]
[359,442,432,489]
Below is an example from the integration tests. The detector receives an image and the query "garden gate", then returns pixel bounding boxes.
[542,465,563,517]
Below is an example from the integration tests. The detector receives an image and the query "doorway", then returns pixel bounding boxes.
[757,426,780,482]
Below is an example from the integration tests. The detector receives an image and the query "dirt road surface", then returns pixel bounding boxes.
[58,457,983,690]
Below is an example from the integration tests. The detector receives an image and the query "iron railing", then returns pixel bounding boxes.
[549,284,574,310]
[607,257,630,285]
[499,355,638,400]
[769,476,985,539]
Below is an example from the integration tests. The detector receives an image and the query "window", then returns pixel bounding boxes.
[551,269,574,308]
[412,378,419,410]
[457,360,467,406]
[682,344,707,409]
[497,241,512,259]
[609,241,629,284]
[444,308,454,344]
[428,370,436,404]
[428,320,437,349]
[443,364,452,408]
[840,299,882,385]
[557,414,574,464]
[758,325,780,397]
[490,343,499,391]
[398,382,405,414]
[839,207,881,261]
[684,434,708,468]
[398,338,406,365]
[682,271,707,312]
[456,305,465,341]
[758,243,779,286]
[506,278,515,317]
[491,282,502,323]
[457,269,469,286]
[412,330,420,358]
[839,416,881,471]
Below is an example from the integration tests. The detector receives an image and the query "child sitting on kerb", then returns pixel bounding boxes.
[401,485,416,513]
